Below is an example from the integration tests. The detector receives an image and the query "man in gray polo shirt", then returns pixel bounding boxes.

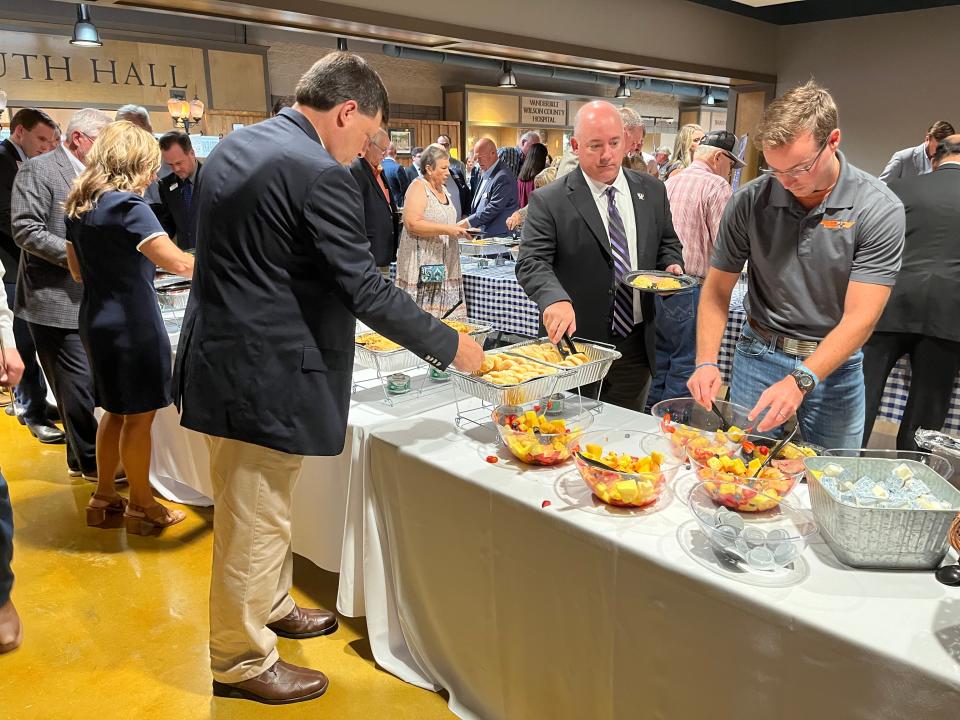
[688,81,905,448]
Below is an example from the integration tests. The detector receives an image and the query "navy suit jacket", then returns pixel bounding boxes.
[0,139,21,283]
[467,161,519,237]
[173,108,459,456]
[380,157,410,207]
[151,163,202,251]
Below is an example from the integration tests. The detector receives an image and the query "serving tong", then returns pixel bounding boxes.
[555,332,578,359]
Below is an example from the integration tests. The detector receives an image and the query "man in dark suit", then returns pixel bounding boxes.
[380,141,409,207]
[404,146,423,184]
[349,128,399,271]
[173,52,483,705]
[13,108,113,477]
[152,131,201,251]
[461,138,519,237]
[863,135,960,450]
[517,101,684,411]
[0,108,62,443]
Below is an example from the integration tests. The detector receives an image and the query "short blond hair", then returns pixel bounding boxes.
[755,80,837,150]
[65,120,161,218]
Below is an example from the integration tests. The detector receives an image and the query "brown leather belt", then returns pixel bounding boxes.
[747,317,820,358]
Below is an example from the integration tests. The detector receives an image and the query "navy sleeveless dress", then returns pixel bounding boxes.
[66,191,173,414]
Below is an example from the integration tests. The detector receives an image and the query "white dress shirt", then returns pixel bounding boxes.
[62,143,85,176]
[582,167,642,323]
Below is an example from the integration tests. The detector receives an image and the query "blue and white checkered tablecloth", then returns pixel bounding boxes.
[720,282,960,435]
[462,262,540,337]
[461,266,960,434]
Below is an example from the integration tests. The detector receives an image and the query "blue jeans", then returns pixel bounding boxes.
[730,324,866,449]
[0,469,12,605]
[3,282,48,424]
[646,286,700,411]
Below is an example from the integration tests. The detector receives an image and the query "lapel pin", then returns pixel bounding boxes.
[636,192,645,201]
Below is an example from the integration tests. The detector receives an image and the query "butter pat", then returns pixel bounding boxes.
[892,463,914,482]
[823,463,846,477]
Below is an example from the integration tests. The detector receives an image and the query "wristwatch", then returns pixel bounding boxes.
[790,367,817,395]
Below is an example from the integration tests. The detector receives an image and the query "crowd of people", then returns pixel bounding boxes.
[0,49,957,707]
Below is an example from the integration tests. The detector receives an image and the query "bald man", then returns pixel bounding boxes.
[460,138,518,237]
[516,101,684,411]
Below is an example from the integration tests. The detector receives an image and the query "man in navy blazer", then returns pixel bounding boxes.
[380,141,410,206]
[460,138,519,237]
[173,53,483,706]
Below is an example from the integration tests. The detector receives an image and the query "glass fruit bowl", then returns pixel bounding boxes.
[492,403,594,466]
[687,445,805,512]
[649,396,753,461]
[687,481,817,571]
[573,430,683,508]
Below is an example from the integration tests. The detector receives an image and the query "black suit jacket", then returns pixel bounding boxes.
[152,163,202,250]
[516,167,684,365]
[448,164,471,219]
[349,157,399,267]
[878,164,960,342]
[0,138,21,283]
[173,108,459,456]
[405,163,420,184]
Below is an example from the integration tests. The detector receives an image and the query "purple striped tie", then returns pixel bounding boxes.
[605,186,634,337]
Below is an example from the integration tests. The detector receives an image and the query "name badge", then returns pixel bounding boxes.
[169,183,179,191]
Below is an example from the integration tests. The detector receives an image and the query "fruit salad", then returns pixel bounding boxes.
[495,409,585,466]
[740,438,817,475]
[692,452,801,512]
[659,412,743,461]
[574,444,668,508]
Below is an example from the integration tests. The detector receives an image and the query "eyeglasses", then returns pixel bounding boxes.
[366,133,387,153]
[761,138,829,179]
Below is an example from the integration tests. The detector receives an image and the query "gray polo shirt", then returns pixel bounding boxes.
[711,150,905,340]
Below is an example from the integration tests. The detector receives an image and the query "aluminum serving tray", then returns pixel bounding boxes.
[354,322,493,373]
[156,281,191,311]
[500,337,622,393]
[448,362,571,407]
[804,455,960,569]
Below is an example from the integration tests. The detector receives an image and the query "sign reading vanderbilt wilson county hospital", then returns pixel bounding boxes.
[0,30,207,107]
[520,96,567,126]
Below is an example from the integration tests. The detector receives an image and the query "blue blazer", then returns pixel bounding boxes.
[467,161,519,237]
[381,157,411,207]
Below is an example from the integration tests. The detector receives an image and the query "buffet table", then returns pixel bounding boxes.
[364,404,960,720]
[462,263,960,434]
[144,343,960,718]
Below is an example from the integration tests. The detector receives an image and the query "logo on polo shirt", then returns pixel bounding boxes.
[820,219,856,229]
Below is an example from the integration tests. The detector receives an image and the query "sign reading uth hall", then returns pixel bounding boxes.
[0,30,207,107]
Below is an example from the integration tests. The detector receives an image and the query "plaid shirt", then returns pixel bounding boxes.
[664,159,732,278]
[497,146,523,178]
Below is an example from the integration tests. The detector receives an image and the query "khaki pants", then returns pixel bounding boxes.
[207,435,304,683]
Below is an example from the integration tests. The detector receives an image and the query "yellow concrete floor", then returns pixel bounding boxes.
[0,407,454,720]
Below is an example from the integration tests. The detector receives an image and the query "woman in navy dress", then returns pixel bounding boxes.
[65,121,194,535]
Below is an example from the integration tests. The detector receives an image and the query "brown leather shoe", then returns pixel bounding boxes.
[0,599,23,654]
[212,660,329,704]
[267,605,339,639]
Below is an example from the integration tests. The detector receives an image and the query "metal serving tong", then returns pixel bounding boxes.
[751,425,798,478]
[555,332,578,359]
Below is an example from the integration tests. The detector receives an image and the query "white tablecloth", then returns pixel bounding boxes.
[364,404,960,720]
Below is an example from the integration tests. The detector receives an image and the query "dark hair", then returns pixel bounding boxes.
[437,133,452,144]
[934,137,960,163]
[518,142,549,182]
[10,108,57,134]
[294,52,389,124]
[927,121,955,142]
[271,96,294,116]
[411,146,424,158]
[158,130,193,153]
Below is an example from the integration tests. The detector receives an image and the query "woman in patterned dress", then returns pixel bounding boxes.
[396,144,470,319]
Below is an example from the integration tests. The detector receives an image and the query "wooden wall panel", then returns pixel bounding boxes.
[733,90,767,184]
[389,119,461,165]
[204,110,269,138]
